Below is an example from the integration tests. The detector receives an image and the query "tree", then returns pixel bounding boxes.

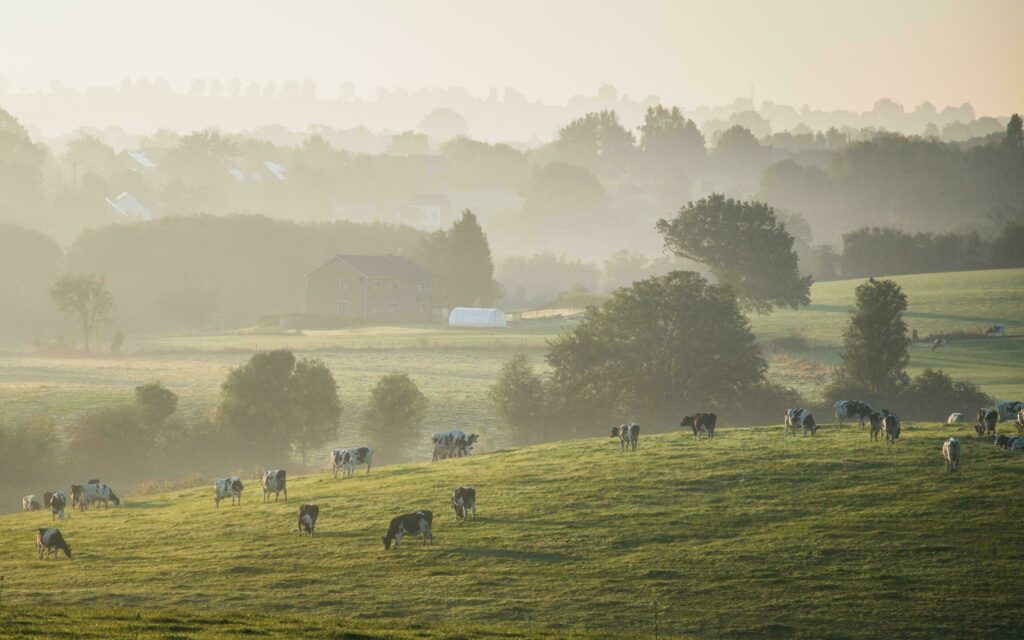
[835,278,910,394]
[49,274,114,351]
[638,105,705,172]
[418,210,498,308]
[134,381,178,429]
[68,405,151,476]
[602,250,651,291]
[1005,113,1023,149]
[0,107,47,228]
[546,271,765,427]
[656,194,811,313]
[363,372,428,459]
[386,130,430,156]
[417,108,468,143]
[489,354,550,444]
[289,357,341,467]
[550,110,635,173]
[522,162,606,227]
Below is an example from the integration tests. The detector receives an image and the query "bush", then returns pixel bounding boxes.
[68,405,152,477]
[899,368,993,422]
[489,355,554,444]
[0,416,59,486]
[767,334,810,352]
[364,373,428,460]
[728,381,808,425]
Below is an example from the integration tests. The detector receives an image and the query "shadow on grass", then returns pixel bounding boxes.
[445,546,576,563]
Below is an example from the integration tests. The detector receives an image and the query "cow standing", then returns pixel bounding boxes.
[22,495,40,512]
[297,504,319,536]
[332,447,374,478]
[80,482,120,508]
[996,400,1024,423]
[261,470,287,502]
[36,528,72,559]
[382,510,433,550]
[942,438,961,472]
[431,431,478,460]
[976,409,997,438]
[834,400,872,427]
[680,413,716,441]
[931,338,948,351]
[48,491,67,520]
[451,486,476,521]
[785,409,816,437]
[70,484,85,511]
[611,423,640,451]
[868,411,885,442]
[214,477,243,507]
[883,413,901,444]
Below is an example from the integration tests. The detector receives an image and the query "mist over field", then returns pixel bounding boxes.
[1,2,1023,638]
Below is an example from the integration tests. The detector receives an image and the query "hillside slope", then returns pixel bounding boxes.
[3,423,1024,639]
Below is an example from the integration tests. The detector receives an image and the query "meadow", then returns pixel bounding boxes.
[2,422,1023,639]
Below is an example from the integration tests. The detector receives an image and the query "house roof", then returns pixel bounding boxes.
[308,254,431,279]
[105,192,153,221]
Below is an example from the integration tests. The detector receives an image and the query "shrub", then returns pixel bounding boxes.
[489,354,554,444]
[899,368,993,421]
[728,381,808,425]
[364,373,428,460]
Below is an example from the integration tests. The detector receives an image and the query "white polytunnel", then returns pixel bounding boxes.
[448,307,508,328]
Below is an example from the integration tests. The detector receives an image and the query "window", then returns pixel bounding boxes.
[389,302,399,316]
[337,300,349,314]
[418,281,430,295]
[371,280,382,294]
[337,279,348,293]
[390,280,400,294]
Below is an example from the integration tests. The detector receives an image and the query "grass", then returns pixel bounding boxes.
[2,423,1023,639]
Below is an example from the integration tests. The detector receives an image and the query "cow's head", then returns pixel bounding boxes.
[679,415,695,428]
[382,534,393,550]
[108,490,120,506]
[610,426,623,437]
[231,478,243,492]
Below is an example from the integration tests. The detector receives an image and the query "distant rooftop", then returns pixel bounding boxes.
[308,254,430,280]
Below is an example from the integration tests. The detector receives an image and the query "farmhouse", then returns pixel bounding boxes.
[306,254,433,322]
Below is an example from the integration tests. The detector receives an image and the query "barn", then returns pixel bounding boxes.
[448,307,508,328]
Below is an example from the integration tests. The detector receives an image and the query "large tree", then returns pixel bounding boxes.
[656,194,811,313]
[418,210,498,308]
[489,354,550,444]
[550,110,635,174]
[546,271,765,427]
[638,105,706,173]
[835,277,910,394]
[363,372,428,460]
[289,357,342,467]
[49,274,114,351]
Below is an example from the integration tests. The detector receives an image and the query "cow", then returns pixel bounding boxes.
[48,491,66,520]
[984,324,1005,337]
[932,338,948,351]
[942,438,961,472]
[431,431,479,460]
[947,413,965,426]
[1017,408,1024,435]
[785,408,816,437]
[868,410,885,442]
[261,469,287,502]
[297,504,319,536]
[680,413,716,441]
[994,434,1017,450]
[43,492,54,512]
[214,477,243,507]
[22,495,40,512]
[834,400,873,427]
[611,423,640,451]
[332,447,374,478]
[996,400,1024,423]
[36,527,72,560]
[976,409,998,438]
[883,412,901,444]
[382,510,433,550]
[80,482,120,508]
[451,486,477,521]
[70,484,85,511]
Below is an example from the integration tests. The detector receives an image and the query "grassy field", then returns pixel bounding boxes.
[2,422,1023,639]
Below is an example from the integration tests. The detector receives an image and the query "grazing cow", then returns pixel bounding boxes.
[610,423,640,451]
[261,469,287,502]
[883,413,901,444]
[214,477,243,507]
[22,495,40,512]
[996,400,1024,423]
[984,324,1006,337]
[451,486,477,521]
[942,438,961,472]
[382,510,433,550]
[80,482,120,508]
[785,408,817,437]
[431,431,479,460]
[976,409,998,438]
[931,338,948,351]
[834,400,873,427]
[680,413,717,441]
[1012,438,1024,453]
[36,527,72,560]
[331,447,374,478]
[1017,408,1024,435]
[947,413,964,426]
[297,504,319,536]
[48,491,66,520]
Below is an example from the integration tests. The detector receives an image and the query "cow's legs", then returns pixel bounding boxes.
[394,532,402,550]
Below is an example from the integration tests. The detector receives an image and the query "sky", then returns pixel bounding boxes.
[1,0,1022,114]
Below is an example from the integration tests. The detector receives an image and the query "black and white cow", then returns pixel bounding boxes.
[611,423,640,451]
[431,431,478,460]
[785,408,817,437]
[36,527,72,559]
[976,408,998,438]
[942,438,961,472]
[996,400,1024,423]
[984,325,1005,337]
[680,413,716,441]
[22,495,40,512]
[261,469,287,502]
[382,510,433,550]
[331,447,374,478]
[931,338,948,351]
[883,412,901,444]
[297,504,319,536]
[834,400,873,427]
[48,491,67,520]
[80,482,120,508]
[947,413,964,426]
[451,486,476,521]
[993,434,1021,450]
[214,477,243,507]
[1017,408,1024,435]
[70,484,85,511]
[868,410,886,442]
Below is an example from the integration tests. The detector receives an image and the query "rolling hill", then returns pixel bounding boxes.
[3,422,1023,639]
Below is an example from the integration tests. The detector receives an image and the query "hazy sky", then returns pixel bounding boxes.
[2,0,1021,114]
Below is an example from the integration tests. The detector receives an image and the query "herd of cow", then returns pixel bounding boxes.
[23,430,483,560]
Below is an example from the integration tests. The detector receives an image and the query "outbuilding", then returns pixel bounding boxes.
[448,307,507,328]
